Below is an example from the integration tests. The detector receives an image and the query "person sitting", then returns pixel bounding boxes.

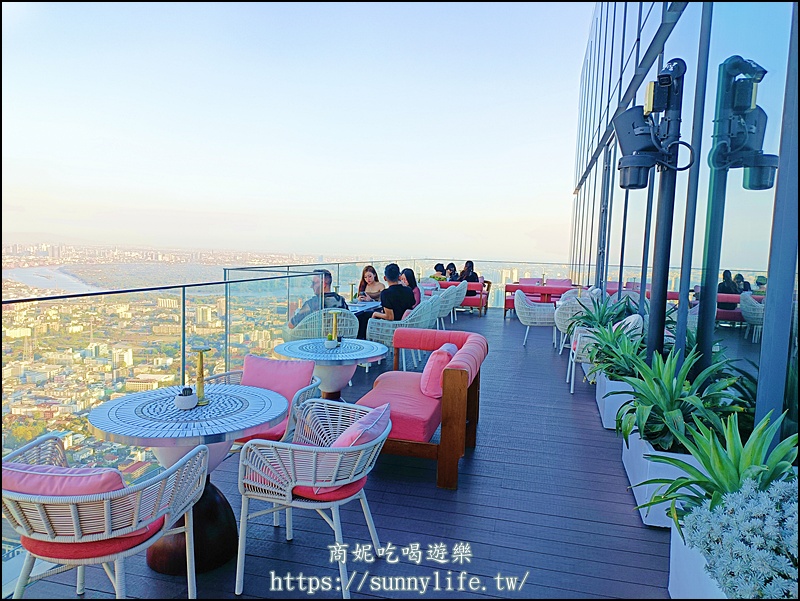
[717,269,739,310]
[458,260,480,296]
[445,262,459,282]
[400,268,422,308]
[431,263,447,280]
[356,263,415,338]
[753,275,768,295]
[372,263,416,322]
[288,269,348,329]
[734,273,752,293]
[356,265,385,302]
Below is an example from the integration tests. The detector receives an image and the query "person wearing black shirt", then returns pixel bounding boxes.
[458,260,480,296]
[734,273,752,293]
[288,269,348,328]
[356,263,415,338]
[445,263,459,282]
[717,270,739,310]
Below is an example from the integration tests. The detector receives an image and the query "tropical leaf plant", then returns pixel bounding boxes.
[613,345,745,453]
[567,295,627,335]
[586,323,646,381]
[633,410,798,537]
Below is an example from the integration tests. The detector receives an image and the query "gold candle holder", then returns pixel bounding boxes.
[332,310,338,340]
[192,346,211,405]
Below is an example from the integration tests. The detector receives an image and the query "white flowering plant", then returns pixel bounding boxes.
[683,478,798,599]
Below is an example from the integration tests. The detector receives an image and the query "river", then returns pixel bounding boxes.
[2,266,105,294]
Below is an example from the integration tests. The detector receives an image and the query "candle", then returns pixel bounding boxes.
[332,311,338,340]
[192,346,211,405]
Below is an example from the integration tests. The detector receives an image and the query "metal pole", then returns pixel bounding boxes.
[647,58,687,362]
[639,167,656,316]
[675,2,713,368]
[617,190,630,301]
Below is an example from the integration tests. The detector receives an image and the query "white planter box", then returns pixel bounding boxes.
[668,522,726,598]
[595,371,607,415]
[599,375,634,430]
[621,432,707,528]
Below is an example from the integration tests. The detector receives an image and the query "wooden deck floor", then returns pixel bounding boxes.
[19,307,675,599]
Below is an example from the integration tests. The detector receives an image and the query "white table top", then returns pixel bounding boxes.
[348,300,381,314]
[87,383,288,447]
[273,338,388,366]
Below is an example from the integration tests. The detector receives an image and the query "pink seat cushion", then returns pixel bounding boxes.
[419,343,457,398]
[333,404,390,448]
[293,476,367,502]
[237,354,315,442]
[356,372,441,442]
[21,517,165,560]
[3,463,126,496]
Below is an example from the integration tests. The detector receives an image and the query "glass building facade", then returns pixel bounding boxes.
[569,2,797,438]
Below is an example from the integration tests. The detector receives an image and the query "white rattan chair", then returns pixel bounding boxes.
[234,399,390,599]
[514,289,556,347]
[740,291,765,343]
[367,295,439,370]
[566,326,596,393]
[2,435,208,599]
[418,277,441,299]
[554,299,584,355]
[285,308,359,341]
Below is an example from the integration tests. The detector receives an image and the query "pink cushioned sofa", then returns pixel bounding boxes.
[355,328,489,489]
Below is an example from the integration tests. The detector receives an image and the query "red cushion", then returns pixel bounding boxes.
[293,477,367,501]
[356,372,441,442]
[21,517,165,560]
[235,418,287,444]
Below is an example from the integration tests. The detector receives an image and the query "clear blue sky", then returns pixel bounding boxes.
[2,2,595,262]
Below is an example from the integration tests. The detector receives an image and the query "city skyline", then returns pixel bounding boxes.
[2,2,595,264]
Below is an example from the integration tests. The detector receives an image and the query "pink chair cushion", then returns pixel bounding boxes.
[3,463,126,496]
[20,517,165,560]
[356,372,442,442]
[293,476,367,502]
[419,343,458,398]
[240,354,315,403]
[238,354,315,442]
[332,404,391,448]
[518,278,542,286]
[392,329,488,386]
[235,420,287,444]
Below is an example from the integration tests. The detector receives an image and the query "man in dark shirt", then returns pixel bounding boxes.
[372,263,416,322]
[288,269,348,328]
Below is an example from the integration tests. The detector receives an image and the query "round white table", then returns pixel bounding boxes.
[87,383,288,575]
[273,338,388,400]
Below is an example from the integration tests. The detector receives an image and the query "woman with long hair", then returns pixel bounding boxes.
[458,260,480,296]
[717,269,739,310]
[357,265,385,301]
[400,268,422,308]
[445,262,459,282]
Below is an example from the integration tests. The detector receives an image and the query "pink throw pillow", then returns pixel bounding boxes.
[419,343,458,398]
[240,354,315,404]
[3,463,126,497]
[311,404,390,494]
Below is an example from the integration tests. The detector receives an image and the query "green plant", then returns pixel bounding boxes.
[636,410,798,533]
[614,346,743,452]
[682,478,798,599]
[568,296,626,334]
[586,323,646,381]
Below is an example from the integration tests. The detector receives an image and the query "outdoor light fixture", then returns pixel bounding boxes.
[707,55,779,190]
[612,58,695,190]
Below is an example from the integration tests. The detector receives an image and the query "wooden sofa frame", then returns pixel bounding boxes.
[356,328,488,489]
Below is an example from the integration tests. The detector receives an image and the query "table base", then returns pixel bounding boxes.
[146,476,238,575]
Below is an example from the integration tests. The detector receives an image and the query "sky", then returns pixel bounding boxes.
[2,2,596,262]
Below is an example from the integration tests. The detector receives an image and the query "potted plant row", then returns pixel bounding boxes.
[611,346,750,527]
[638,410,798,599]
